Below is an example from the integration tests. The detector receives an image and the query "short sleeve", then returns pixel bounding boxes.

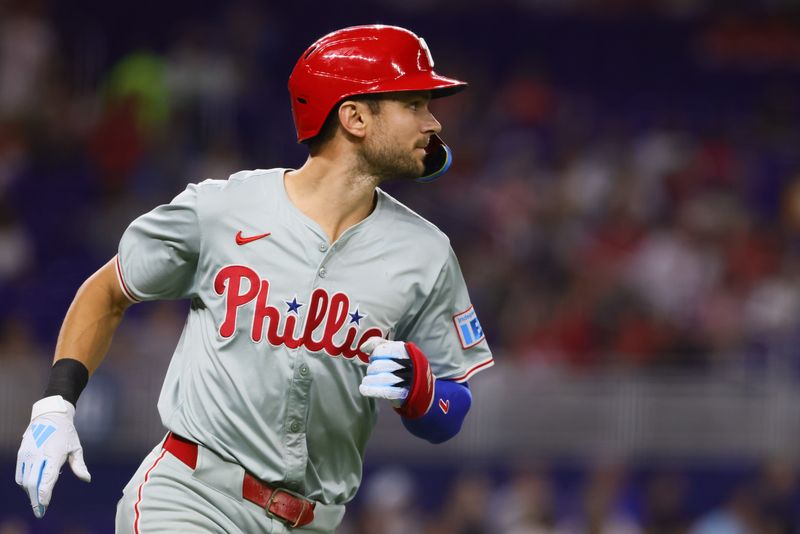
[398,246,494,382]
[116,184,201,301]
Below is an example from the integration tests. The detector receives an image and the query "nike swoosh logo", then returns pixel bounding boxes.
[235,231,271,245]
[439,398,450,414]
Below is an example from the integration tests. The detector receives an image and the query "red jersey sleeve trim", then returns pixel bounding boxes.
[115,255,141,303]
[451,357,494,383]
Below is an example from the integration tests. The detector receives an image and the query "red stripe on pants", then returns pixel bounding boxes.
[133,449,168,533]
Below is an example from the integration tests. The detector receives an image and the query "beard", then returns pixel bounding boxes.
[356,132,424,182]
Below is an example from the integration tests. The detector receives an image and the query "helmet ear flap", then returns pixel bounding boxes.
[417,134,452,183]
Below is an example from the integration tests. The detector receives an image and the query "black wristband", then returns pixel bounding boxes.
[43,358,89,407]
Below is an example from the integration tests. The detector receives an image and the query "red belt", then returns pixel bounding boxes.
[163,432,316,528]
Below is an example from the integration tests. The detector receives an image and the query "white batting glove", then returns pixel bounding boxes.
[15,395,91,519]
[359,337,412,407]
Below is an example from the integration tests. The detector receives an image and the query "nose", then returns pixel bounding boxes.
[424,111,442,135]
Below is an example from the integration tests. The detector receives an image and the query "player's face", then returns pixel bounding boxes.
[358,92,442,181]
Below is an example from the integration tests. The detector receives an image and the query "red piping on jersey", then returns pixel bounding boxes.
[115,256,141,303]
[452,357,495,383]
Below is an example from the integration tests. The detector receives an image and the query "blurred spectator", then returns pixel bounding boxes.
[641,472,689,534]
[165,23,240,141]
[0,315,46,365]
[0,1,55,120]
[625,204,720,331]
[354,467,423,534]
[756,460,798,534]
[489,470,561,534]
[89,51,170,191]
[0,517,30,534]
[0,125,28,195]
[559,465,641,534]
[438,472,493,534]
[690,485,761,534]
[0,202,33,286]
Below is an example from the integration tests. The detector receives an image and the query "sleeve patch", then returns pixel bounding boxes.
[452,305,485,349]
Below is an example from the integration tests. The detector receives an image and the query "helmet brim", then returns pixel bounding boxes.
[358,72,468,99]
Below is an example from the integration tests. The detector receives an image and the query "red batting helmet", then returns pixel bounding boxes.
[288,25,467,181]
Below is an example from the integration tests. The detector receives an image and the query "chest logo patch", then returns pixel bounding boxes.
[235,231,271,245]
[214,265,382,363]
[452,305,485,349]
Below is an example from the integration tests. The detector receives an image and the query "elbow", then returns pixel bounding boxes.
[401,405,469,444]
[110,292,133,317]
[400,379,472,444]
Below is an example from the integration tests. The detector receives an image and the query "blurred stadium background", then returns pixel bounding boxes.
[2,0,800,532]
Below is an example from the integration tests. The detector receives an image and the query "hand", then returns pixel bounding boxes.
[359,337,435,418]
[359,337,412,406]
[15,395,91,519]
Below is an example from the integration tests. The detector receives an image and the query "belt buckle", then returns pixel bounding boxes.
[265,487,310,528]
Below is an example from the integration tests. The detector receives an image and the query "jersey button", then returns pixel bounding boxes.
[290,422,301,433]
[299,364,309,376]
[319,267,327,278]
[319,243,328,252]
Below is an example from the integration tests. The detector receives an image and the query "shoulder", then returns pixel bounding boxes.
[191,168,284,196]
[187,168,286,214]
[377,189,450,243]
[375,189,453,265]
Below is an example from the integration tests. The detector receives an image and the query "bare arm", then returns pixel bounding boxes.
[53,256,134,374]
[15,257,132,516]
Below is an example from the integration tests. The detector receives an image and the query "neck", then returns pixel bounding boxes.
[284,152,379,243]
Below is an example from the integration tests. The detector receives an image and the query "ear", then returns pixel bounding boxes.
[337,100,374,139]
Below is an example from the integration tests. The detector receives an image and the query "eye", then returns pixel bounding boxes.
[408,100,428,112]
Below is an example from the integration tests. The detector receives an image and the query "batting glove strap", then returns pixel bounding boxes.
[31,395,73,419]
[394,342,436,419]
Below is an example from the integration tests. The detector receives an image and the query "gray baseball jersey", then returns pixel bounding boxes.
[115,168,493,505]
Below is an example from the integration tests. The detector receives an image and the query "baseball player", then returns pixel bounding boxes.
[15,25,493,533]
